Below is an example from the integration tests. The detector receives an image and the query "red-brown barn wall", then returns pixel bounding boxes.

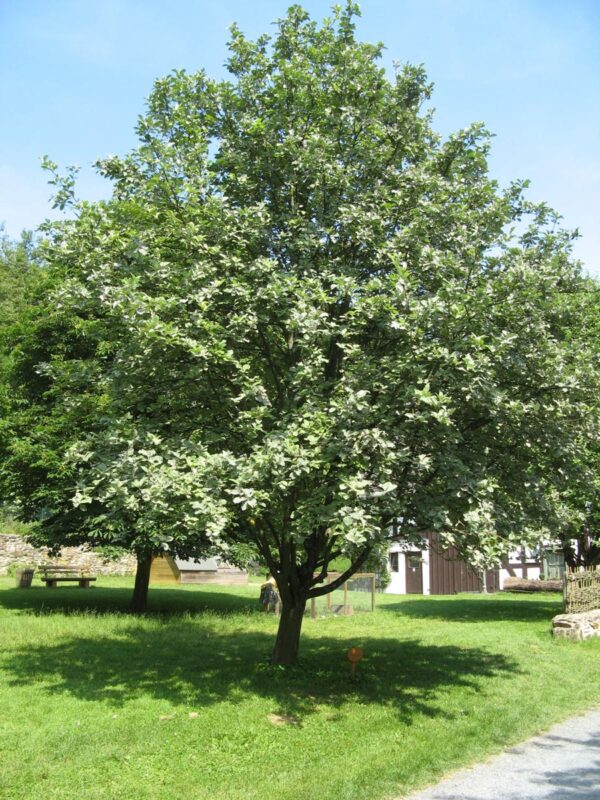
[425,533,500,594]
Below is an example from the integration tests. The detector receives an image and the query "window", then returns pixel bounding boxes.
[407,554,423,572]
[389,552,399,573]
[543,552,565,580]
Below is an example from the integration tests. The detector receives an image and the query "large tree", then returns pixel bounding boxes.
[4,4,595,660]
[1,209,237,612]
[2,298,241,613]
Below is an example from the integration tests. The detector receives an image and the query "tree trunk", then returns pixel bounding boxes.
[271,597,306,666]
[130,554,152,613]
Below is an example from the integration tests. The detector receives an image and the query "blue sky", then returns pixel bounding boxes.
[1,0,599,274]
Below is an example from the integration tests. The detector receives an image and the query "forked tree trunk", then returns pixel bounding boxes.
[130,554,152,613]
[271,597,307,666]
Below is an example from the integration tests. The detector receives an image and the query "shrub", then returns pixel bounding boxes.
[6,561,35,577]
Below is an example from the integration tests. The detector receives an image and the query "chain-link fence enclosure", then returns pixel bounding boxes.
[309,572,376,617]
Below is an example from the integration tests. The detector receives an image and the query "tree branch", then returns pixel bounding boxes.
[307,545,373,598]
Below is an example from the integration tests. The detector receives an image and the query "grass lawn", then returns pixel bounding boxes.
[1,577,599,800]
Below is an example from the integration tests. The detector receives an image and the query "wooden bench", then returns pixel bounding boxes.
[38,565,97,589]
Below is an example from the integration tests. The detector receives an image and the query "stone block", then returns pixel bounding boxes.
[551,609,600,640]
[553,627,582,640]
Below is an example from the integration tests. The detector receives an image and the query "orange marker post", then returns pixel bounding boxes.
[346,646,364,676]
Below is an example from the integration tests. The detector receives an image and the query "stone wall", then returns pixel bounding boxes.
[0,534,136,576]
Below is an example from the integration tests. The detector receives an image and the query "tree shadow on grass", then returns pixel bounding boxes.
[0,583,257,617]
[381,595,562,624]
[0,616,519,726]
[1,587,561,627]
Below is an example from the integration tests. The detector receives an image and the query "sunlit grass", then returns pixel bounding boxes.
[1,577,598,800]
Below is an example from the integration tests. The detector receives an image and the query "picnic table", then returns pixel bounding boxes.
[38,565,97,589]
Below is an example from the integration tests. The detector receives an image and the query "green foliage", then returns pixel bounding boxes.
[330,541,391,588]
[5,561,35,577]
[92,544,132,562]
[530,278,600,568]
[0,229,45,529]
[0,227,43,396]
[0,227,42,330]
[0,506,35,537]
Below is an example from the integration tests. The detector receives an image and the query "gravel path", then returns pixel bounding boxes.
[404,706,600,800]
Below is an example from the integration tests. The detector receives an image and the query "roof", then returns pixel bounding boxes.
[174,557,219,572]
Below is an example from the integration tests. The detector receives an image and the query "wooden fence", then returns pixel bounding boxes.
[564,566,600,613]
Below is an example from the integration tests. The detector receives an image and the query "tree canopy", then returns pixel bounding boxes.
[0,227,44,531]
[2,3,597,661]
